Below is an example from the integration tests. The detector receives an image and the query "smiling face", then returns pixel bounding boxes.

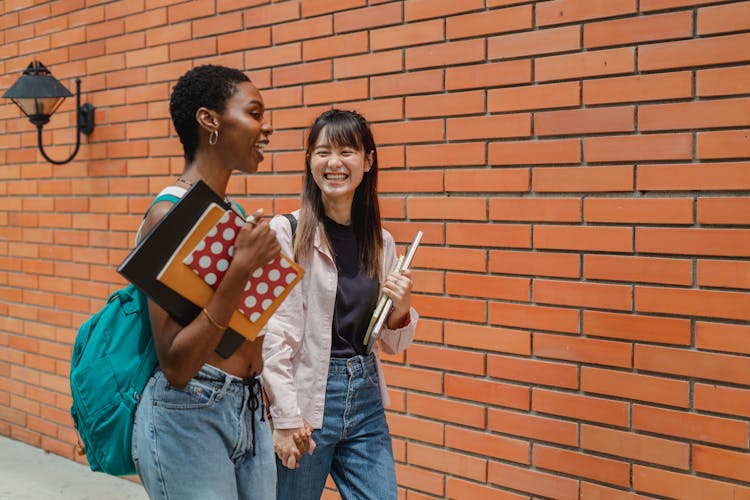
[215,81,272,174]
[308,126,372,210]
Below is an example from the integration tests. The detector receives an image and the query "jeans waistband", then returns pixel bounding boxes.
[328,352,376,375]
[194,363,261,387]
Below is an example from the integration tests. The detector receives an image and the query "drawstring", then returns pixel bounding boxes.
[243,376,264,456]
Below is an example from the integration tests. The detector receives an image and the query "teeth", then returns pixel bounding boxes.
[326,173,346,180]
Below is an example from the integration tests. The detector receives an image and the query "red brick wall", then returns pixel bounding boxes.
[2,1,750,498]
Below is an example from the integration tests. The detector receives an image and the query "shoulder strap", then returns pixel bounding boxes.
[282,213,297,240]
[229,199,247,218]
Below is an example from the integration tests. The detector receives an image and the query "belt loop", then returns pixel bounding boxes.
[217,375,232,400]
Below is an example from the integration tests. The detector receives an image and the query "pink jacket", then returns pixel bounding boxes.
[262,211,419,430]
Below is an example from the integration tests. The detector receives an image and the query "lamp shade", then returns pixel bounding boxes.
[2,61,72,126]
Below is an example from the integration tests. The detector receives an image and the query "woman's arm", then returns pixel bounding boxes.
[143,203,280,388]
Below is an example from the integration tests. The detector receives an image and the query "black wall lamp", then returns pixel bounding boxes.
[3,60,95,165]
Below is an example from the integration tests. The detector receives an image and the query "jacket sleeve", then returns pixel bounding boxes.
[262,214,305,429]
[376,230,419,355]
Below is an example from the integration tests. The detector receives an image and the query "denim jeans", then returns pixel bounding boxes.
[276,353,397,500]
[132,364,276,500]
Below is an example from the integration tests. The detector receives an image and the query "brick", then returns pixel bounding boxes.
[407,196,486,220]
[699,128,750,159]
[581,366,690,408]
[245,43,302,70]
[272,60,331,87]
[488,461,578,499]
[694,444,750,483]
[490,197,580,222]
[272,15,332,45]
[446,59,532,91]
[698,1,750,34]
[696,321,750,356]
[406,0,483,21]
[334,50,402,79]
[446,373,529,410]
[533,444,630,487]
[145,21,190,47]
[489,138,580,165]
[581,424,689,469]
[167,0,214,23]
[169,38,216,61]
[585,133,692,162]
[447,114,531,141]
[413,41,486,73]
[536,106,635,136]
[243,1,299,28]
[534,279,632,311]
[444,322,531,356]
[584,310,691,345]
[371,119,443,145]
[371,69,443,98]
[124,7,167,32]
[636,344,750,385]
[407,343,486,376]
[534,165,633,193]
[633,404,748,447]
[584,254,692,286]
[446,477,526,500]
[697,65,750,97]
[408,442,486,484]
[333,2,402,33]
[445,167,529,192]
[445,426,529,464]
[300,0,364,17]
[302,31,368,61]
[637,465,750,500]
[583,72,693,105]
[637,227,750,258]
[447,5,531,39]
[447,272,529,301]
[371,19,444,51]
[637,162,750,191]
[640,32,750,71]
[490,302,579,334]
[381,364,442,394]
[489,25,580,59]
[489,408,577,446]
[413,246,486,273]
[531,388,629,427]
[536,0,635,26]
[489,355,578,389]
[698,196,750,225]
[406,90,485,118]
[641,98,750,131]
[407,143,486,167]
[698,259,750,289]
[447,222,527,249]
[413,294,485,322]
[387,413,444,446]
[536,47,634,82]
[535,333,632,368]
[490,249,580,278]
[407,393,485,429]
[487,82,581,113]
[396,463,444,496]
[86,19,124,41]
[217,27,271,53]
[695,383,750,419]
[379,170,443,193]
[585,11,692,48]
[584,197,693,224]
[535,225,632,252]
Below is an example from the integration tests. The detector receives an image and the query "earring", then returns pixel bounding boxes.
[208,129,218,145]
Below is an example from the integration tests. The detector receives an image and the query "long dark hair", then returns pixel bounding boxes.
[295,109,383,279]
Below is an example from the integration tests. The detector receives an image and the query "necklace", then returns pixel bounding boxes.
[177,177,194,187]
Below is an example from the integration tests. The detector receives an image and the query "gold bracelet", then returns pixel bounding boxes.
[202,308,227,331]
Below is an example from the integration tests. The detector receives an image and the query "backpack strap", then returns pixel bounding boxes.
[282,213,297,240]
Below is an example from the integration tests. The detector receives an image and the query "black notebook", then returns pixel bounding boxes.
[117,181,245,358]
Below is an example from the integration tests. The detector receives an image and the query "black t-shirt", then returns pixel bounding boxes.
[324,216,379,358]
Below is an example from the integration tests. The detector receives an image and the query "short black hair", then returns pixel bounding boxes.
[169,65,250,162]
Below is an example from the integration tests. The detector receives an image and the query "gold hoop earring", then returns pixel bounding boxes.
[208,129,218,145]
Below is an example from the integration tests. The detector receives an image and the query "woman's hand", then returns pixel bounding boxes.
[231,209,281,275]
[273,422,316,469]
[382,268,413,329]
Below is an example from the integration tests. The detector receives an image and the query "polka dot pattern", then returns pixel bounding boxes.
[184,210,299,323]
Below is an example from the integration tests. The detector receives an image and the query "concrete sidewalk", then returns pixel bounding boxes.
[0,435,147,499]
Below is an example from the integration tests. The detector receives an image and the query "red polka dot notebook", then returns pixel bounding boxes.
[184,210,300,323]
[157,203,303,340]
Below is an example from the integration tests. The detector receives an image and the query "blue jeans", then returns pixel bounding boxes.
[276,354,397,500]
[132,364,276,500]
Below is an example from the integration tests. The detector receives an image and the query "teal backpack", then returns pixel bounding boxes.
[70,189,181,475]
